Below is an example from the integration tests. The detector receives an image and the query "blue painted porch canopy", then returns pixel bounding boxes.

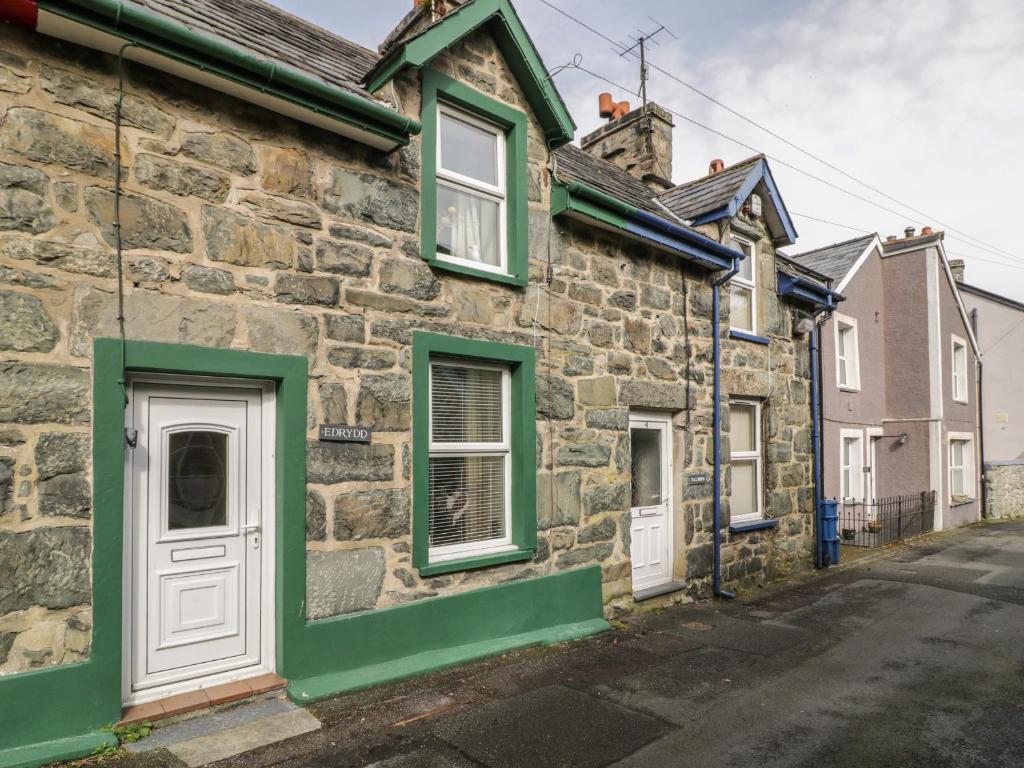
[777,270,844,310]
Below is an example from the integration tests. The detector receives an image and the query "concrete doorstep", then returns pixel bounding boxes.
[125,694,320,767]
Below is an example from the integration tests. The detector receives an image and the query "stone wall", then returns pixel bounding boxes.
[704,214,817,589]
[986,462,1024,519]
[0,22,816,673]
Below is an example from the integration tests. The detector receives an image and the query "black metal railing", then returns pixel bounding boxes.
[838,491,936,548]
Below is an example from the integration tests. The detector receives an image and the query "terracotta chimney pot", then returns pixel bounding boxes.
[921,226,933,235]
[708,158,725,175]
[598,93,614,119]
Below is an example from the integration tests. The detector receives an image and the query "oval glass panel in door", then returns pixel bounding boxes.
[168,431,228,529]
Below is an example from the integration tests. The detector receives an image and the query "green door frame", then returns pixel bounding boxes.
[0,338,608,763]
[0,339,309,754]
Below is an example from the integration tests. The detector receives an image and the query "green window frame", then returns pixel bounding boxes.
[412,331,536,576]
[420,68,529,287]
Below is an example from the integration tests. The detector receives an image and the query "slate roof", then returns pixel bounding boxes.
[958,282,1024,312]
[775,253,834,287]
[787,234,877,283]
[657,155,763,221]
[552,145,672,218]
[132,0,381,98]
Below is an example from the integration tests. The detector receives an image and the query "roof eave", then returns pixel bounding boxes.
[31,0,419,150]
[679,159,798,246]
[364,0,575,147]
[552,179,741,271]
[777,270,844,310]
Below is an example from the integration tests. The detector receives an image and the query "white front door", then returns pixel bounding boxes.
[629,412,673,593]
[126,380,273,703]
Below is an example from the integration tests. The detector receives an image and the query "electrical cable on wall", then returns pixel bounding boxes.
[114,42,137,410]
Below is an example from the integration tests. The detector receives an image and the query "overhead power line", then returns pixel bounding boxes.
[790,212,872,234]
[789,212,1024,273]
[559,59,1024,270]
[532,0,1024,265]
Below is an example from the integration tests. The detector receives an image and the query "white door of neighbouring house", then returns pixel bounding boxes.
[868,436,880,503]
[629,412,673,594]
[126,380,274,704]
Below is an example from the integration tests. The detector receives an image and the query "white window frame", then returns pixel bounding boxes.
[951,335,968,404]
[729,398,763,523]
[947,432,975,502]
[427,357,514,563]
[834,313,861,391]
[434,103,508,276]
[729,235,757,334]
[839,429,864,502]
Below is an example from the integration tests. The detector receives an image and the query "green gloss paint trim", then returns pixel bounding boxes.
[365,0,574,146]
[416,547,534,578]
[42,0,418,147]
[0,732,119,768]
[286,566,607,701]
[289,618,608,703]
[420,68,529,288]
[550,181,632,233]
[0,339,308,754]
[411,331,536,573]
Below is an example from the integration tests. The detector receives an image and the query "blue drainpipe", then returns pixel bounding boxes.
[811,320,825,567]
[712,257,740,599]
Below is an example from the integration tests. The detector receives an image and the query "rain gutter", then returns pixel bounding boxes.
[7,0,420,150]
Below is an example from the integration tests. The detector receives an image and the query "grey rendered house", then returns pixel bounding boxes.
[791,228,982,535]
[956,266,1024,517]
[0,0,836,762]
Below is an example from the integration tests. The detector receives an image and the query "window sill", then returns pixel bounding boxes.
[418,547,534,577]
[729,329,770,345]
[950,497,976,508]
[425,256,527,287]
[729,519,779,533]
[952,398,969,405]
[838,385,861,393]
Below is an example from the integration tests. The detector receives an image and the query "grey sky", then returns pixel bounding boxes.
[272,0,1024,302]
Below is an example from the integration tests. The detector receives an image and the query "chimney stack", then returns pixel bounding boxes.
[580,96,675,191]
[948,259,965,283]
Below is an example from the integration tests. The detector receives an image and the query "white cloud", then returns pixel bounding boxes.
[274,0,1024,300]
[541,0,1024,300]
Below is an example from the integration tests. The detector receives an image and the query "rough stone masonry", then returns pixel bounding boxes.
[0,22,815,674]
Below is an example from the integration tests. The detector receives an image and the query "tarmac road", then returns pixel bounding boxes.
[95,519,1024,768]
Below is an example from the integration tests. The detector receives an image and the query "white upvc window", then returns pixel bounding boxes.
[840,429,864,501]
[834,313,861,391]
[427,358,513,562]
[951,335,968,404]
[729,398,763,522]
[948,433,975,501]
[435,104,507,275]
[729,236,756,333]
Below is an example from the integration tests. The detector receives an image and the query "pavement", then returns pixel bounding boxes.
[83,519,1024,768]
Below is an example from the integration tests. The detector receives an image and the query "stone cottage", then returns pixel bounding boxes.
[0,0,836,761]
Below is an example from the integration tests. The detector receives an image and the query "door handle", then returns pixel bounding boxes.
[241,524,261,534]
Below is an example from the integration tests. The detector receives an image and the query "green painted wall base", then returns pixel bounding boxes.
[289,618,608,702]
[0,732,119,768]
[284,566,608,700]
